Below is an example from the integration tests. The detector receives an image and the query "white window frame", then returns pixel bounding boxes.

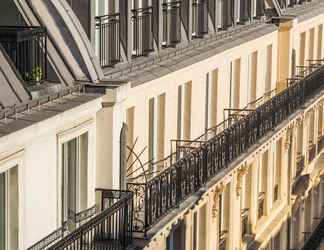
[0,148,24,250]
[57,119,95,228]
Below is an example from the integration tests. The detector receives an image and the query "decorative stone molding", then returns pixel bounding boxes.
[236,165,248,197]
[212,184,225,219]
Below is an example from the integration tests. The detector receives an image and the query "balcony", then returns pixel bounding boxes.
[28,190,133,250]
[0,26,47,83]
[128,61,324,236]
[162,1,181,47]
[192,0,208,38]
[308,143,316,163]
[95,13,120,67]
[296,154,305,177]
[318,135,324,153]
[301,217,324,250]
[132,7,154,57]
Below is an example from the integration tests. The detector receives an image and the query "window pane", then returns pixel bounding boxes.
[0,173,5,250]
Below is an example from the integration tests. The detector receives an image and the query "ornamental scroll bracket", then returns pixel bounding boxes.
[212,184,226,219]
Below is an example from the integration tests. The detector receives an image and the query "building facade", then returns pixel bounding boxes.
[0,0,324,250]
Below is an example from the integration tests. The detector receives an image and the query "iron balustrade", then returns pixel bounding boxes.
[296,155,305,177]
[128,61,324,236]
[132,7,154,57]
[302,217,324,250]
[162,1,181,47]
[308,143,316,163]
[192,0,208,38]
[257,193,265,219]
[0,26,47,83]
[27,205,97,250]
[318,135,324,153]
[48,190,133,250]
[95,13,120,67]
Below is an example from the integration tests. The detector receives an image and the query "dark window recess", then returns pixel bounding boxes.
[0,26,47,82]
[162,1,181,47]
[258,192,265,219]
[241,208,249,238]
[132,7,154,57]
[192,0,208,38]
[95,13,120,67]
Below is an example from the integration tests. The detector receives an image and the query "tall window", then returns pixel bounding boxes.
[258,151,268,219]
[317,24,323,60]
[0,166,18,250]
[177,82,192,140]
[309,28,315,62]
[274,139,282,202]
[299,32,306,67]
[62,133,88,229]
[250,51,258,105]
[231,58,241,109]
[265,45,273,96]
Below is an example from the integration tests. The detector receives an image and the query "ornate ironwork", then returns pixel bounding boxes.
[48,190,133,250]
[95,13,120,67]
[302,217,324,250]
[128,61,324,235]
[0,26,47,82]
[162,1,181,46]
[132,7,154,57]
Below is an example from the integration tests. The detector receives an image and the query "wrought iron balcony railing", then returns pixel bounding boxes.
[27,205,97,250]
[95,13,120,67]
[132,7,154,57]
[302,217,324,250]
[192,0,208,38]
[308,143,316,163]
[0,26,47,83]
[162,1,181,47]
[318,135,324,153]
[46,190,133,250]
[128,60,324,236]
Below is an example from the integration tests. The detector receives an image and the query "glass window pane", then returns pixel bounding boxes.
[0,172,6,250]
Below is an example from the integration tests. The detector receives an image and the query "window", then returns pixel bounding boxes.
[274,139,282,202]
[62,133,88,230]
[258,151,268,219]
[250,51,258,105]
[148,97,155,165]
[265,45,273,96]
[193,211,198,250]
[198,205,207,250]
[177,82,192,140]
[309,28,315,62]
[166,221,186,250]
[0,166,18,250]
[157,94,166,164]
[231,58,241,109]
[126,107,135,176]
[317,24,323,60]
[210,69,218,128]
[299,32,306,67]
